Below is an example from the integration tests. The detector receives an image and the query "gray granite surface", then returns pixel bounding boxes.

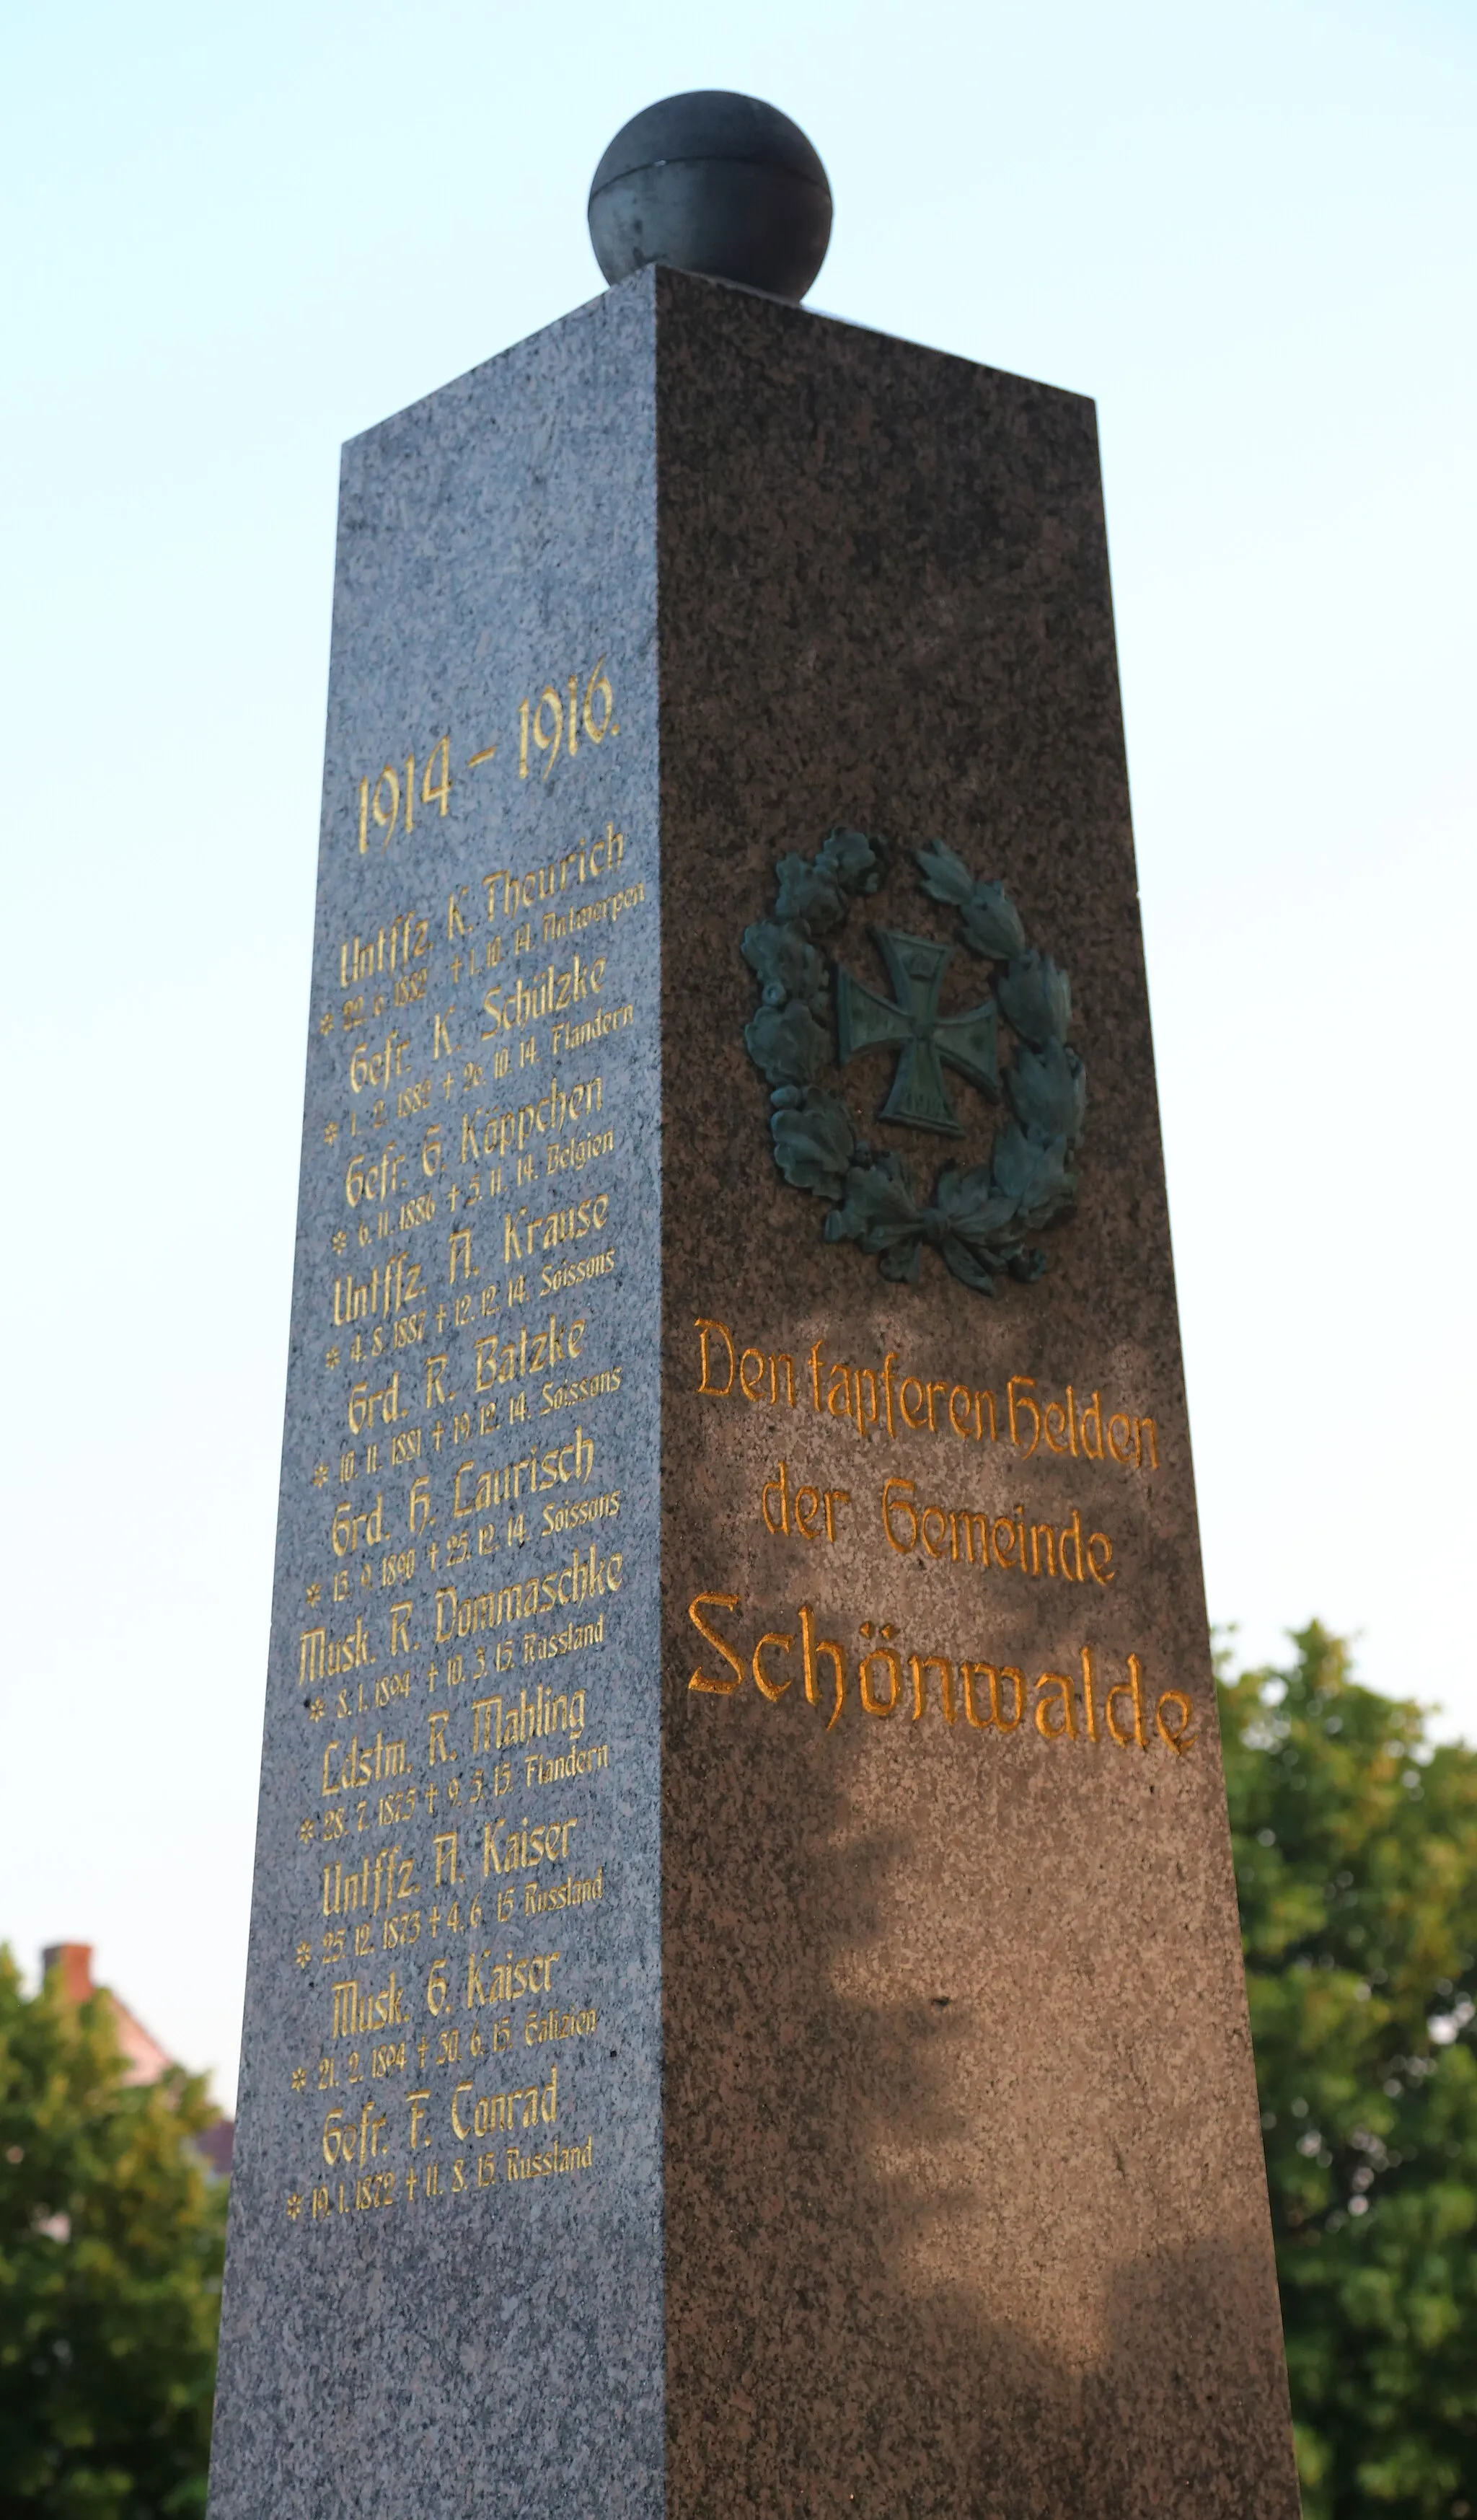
[210,276,664,2517]
[208,265,1300,2517]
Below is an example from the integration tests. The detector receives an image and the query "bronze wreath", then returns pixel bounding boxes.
[741,829,1085,1294]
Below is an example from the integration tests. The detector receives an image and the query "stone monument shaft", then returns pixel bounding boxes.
[208,265,1299,2516]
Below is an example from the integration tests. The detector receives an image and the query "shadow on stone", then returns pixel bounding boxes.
[662,1702,1294,2516]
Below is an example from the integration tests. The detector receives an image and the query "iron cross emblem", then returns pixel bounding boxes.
[834,928,998,1136]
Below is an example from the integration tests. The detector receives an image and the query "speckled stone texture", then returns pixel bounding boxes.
[653,270,1297,2516]
[209,280,664,2520]
[208,264,1297,2520]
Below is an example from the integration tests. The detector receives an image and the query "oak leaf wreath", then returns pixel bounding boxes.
[740,828,1085,1295]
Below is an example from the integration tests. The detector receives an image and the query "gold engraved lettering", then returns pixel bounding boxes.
[433,1545,620,1638]
[482,1815,579,1877]
[751,1632,795,1701]
[910,1653,956,1724]
[798,1604,845,1730]
[1106,1414,1160,1470]
[340,914,430,988]
[550,1002,632,1059]
[878,1479,1115,1586]
[329,1971,408,2040]
[583,660,614,744]
[299,1616,376,1685]
[1007,1378,1040,1453]
[857,1624,901,1718]
[1033,1670,1079,1741]
[331,1496,385,1557]
[1155,1685,1196,1753]
[322,2097,388,2167]
[685,1593,1195,1756]
[698,1320,1159,1477]
[515,662,617,782]
[760,1462,849,1540]
[1081,1644,1100,1744]
[319,1735,407,1797]
[502,1190,609,1263]
[485,824,625,928]
[961,1662,1026,1730]
[695,1318,734,1396]
[463,1947,562,2007]
[1106,1653,1149,1750]
[504,2131,593,2181]
[422,737,451,817]
[474,1313,586,1392]
[542,882,643,946]
[481,952,605,1042]
[687,1593,744,1694]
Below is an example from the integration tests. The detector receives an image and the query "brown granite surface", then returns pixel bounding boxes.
[654,267,1298,2516]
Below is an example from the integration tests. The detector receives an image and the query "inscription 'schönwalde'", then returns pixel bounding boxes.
[686,1592,1195,1753]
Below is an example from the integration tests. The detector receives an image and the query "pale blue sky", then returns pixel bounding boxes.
[1,0,1472,2107]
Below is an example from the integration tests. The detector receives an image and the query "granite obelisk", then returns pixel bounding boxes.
[208,94,1300,2518]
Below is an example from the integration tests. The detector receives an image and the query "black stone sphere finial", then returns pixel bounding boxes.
[588,92,832,305]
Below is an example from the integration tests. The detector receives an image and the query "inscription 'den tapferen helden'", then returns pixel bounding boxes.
[276,648,1189,2243]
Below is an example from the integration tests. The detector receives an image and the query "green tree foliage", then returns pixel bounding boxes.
[1221,1624,1477,2518]
[0,1947,226,2520]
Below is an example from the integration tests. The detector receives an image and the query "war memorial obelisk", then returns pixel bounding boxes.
[208,92,1300,2517]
